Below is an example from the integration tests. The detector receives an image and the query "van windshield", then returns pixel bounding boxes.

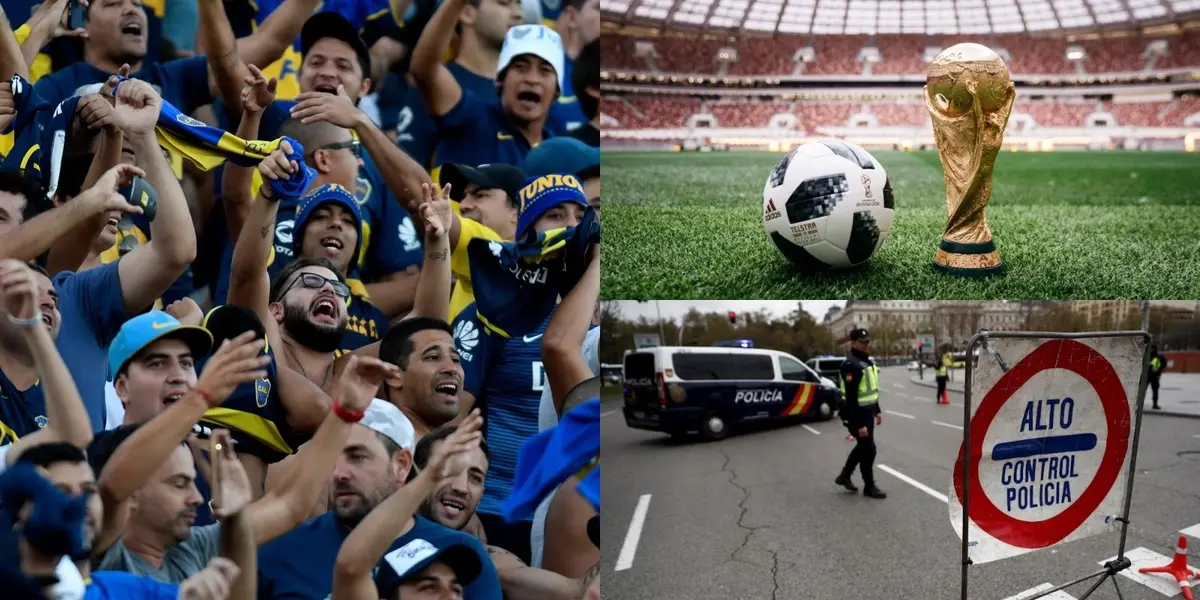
[673,353,774,380]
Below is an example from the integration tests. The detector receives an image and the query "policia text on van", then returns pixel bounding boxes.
[622,346,843,441]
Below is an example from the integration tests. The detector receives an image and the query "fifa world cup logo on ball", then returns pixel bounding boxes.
[925,42,1015,276]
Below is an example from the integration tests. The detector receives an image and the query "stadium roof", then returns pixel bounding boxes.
[600,0,1200,35]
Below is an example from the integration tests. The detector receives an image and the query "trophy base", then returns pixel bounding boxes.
[932,239,1004,278]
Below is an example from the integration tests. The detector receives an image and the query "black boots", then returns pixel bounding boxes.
[835,474,858,492]
[863,486,887,499]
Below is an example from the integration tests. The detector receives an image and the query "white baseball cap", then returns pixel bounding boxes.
[497,24,565,93]
[361,399,416,452]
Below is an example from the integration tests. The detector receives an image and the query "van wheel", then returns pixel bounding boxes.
[817,400,834,421]
[700,411,728,441]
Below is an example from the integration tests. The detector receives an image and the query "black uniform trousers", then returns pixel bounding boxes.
[936,375,948,401]
[1149,374,1160,406]
[840,410,877,487]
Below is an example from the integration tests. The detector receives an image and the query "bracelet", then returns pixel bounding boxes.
[7,311,42,328]
[332,399,365,423]
[195,387,214,405]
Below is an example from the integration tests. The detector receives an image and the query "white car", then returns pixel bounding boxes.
[906,361,920,371]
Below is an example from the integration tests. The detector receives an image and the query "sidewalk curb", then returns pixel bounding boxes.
[907,377,1200,420]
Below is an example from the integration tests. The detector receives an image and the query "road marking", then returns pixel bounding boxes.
[1102,547,1200,596]
[885,410,915,419]
[1181,523,1200,539]
[615,494,652,572]
[896,392,911,398]
[1002,583,1078,600]
[877,464,948,503]
[601,410,617,418]
[932,420,964,430]
[802,425,821,435]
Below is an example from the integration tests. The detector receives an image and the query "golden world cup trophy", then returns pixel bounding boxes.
[925,42,1015,276]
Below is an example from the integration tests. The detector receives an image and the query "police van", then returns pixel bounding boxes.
[622,346,842,441]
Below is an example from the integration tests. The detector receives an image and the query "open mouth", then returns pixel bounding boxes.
[162,392,187,406]
[516,90,542,110]
[439,497,466,517]
[310,295,338,324]
[106,215,120,229]
[320,236,344,252]
[120,22,143,37]
[314,85,338,94]
[434,380,459,403]
[39,313,53,328]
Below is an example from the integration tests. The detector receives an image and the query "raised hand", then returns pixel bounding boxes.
[76,92,118,132]
[419,183,453,239]
[290,85,362,128]
[178,556,239,600]
[28,0,88,42]
[0,81,15,132]
[112,74,162,135]
[165,297,203,326]
[335,356,400,413]
[206,429,253,519]
[76,163,146,217]
[256,140,297,183]
[194,331,270,407]
[240,64,277,115]
[424,409,482,481]
[0,260,38,324]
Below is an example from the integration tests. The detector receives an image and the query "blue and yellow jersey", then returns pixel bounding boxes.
[339,283,390,354]
[397,61,496,170]
[0,370,47,448]
[225,0,400,100]
[448,204,503,322]
[547,55,587,134]
[195,340,308,464]
[431,92,551,184]
[452,303,553,518]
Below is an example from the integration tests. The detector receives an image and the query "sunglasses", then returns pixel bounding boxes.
[281,272,351,299]
[309,139,362,159]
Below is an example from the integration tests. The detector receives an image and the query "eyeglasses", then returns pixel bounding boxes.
[281,272,351,299]
[309,139,362,159]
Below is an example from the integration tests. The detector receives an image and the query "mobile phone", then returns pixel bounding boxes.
[121,175,159,221]
[67,0,87,31]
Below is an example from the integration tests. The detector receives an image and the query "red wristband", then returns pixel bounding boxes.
[195,387,213,405]
[332,399,365,423]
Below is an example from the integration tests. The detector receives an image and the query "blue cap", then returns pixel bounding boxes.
[108,311,214,377]
[523,137,599,180]
[515,174,587,236]
[373,538,482,597]
[292,183,364,266]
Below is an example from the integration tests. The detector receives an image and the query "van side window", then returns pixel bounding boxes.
[780,357,815,382]
[673,354,774,380]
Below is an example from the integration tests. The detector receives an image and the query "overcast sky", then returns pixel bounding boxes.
[613,301,845,323]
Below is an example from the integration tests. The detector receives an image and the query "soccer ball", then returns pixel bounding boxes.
[762,140,895,271]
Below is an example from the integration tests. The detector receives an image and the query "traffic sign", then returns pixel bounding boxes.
[949,336,1144,565]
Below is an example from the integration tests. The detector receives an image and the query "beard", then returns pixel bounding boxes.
[282,302,344,353]
[329,475,397,528]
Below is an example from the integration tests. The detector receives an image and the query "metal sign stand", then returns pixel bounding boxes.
[959,330,1152,600]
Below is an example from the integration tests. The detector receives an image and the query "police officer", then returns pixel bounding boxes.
[835,328,886,499]
[1148,346,1165,410]
[935,351,950,403]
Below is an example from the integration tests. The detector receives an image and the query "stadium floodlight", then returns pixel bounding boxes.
[1065,44,1086,61]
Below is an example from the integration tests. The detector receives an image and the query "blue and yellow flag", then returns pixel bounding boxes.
[151,89,286,172]
[502,399,600,523]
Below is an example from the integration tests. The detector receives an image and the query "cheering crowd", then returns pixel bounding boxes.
[0,0,601,597]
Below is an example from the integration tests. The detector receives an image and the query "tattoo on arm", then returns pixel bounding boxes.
[428,248,448,262]
[260,220,272,239]
[582,562,600,587]
[486,544,528,567]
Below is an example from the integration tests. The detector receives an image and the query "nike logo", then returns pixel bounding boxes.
[151,321,173,330]
[524,334,544,343]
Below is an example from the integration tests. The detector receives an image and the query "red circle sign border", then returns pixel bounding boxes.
[952,338,1131,549]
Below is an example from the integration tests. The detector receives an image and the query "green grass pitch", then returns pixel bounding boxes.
[602,150,1200,299]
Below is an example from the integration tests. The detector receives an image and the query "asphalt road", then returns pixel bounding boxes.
[600,367,1200,600]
